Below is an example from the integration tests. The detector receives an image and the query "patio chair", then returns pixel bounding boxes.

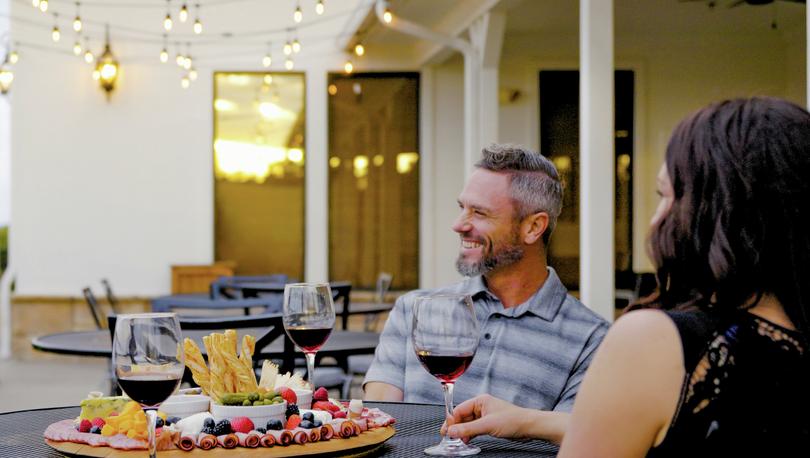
[82,287,106,329]
[100,278,120,314]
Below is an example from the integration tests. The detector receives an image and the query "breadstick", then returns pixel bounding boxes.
[238,335,258,392]
[203,334,225,402]
[182,338,210,395]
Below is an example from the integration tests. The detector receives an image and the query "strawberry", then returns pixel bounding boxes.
[230,416,254,434]
[332,411,347,419]
[313,387,329,402]
[90,417,105,429]
[277,387,297,405]
[77,419,92,433]
[312,401,333,411]
[285,414,301,430]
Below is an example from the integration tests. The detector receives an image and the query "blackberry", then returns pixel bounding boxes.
[89,426,102,434]
[201,426,215,435]
[285,404,299,419]
[301,412,314,422]
[299,420,314,429]
[212,419,232,436]
[266,419,283,431]
[203,417,215,429]
[256,427,267,434]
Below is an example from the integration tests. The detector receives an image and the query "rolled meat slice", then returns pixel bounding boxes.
[265,429,293,446]
[260,432,277,447]
[235,431,260,448]
[329,419,355,438]
[196,433,217,450]
[217,433,238,449]
[320,423,335,440]
[352,418,368,432]
[308,426,320,442]
[292,428,309,444]
[177,433,196,451]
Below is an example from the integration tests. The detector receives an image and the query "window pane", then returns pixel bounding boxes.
[328,73,420,290]
[214,72,305,279]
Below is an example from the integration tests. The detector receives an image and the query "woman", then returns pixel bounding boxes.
[444,97,810,456]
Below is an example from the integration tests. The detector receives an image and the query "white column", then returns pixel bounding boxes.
[471,12,506,149]
[463,52,480,178]
[305,69,329,283]
[579,0,615,321]
[419,66,436,289]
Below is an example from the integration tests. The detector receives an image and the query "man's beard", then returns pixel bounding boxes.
[455,232,524,277]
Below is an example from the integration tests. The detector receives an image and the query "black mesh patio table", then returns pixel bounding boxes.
[1,402,558,457]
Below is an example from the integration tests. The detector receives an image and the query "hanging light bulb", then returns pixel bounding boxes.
[183,56,192,70]
[344,58,353,74]
[284,58,294,70]
[293,2,303,23]
[73,2,83,32]
[0,59,13,95]
[283,41,292,56]
[176,52,184,66]
[354,42,364,57]
[315,0,324,15]
[32,0,40,8]
[95,25,120,99]
[189,68,198,81]
[383,7,393,23]
[263,74,273,85]
[84,49,94,63]
[179,3,188,22]
[181,75,190,89]
[164,13,173,31]
[159,48,169,63]
[52,27,61,42]
[73,41,82,55]
[292,38,301,53]
[262,54,272,67]
[193,4,202,34]
[9,50,19,64]
[39,0,48,13]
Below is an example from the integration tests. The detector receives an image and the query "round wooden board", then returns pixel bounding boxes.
[46,426,395,458]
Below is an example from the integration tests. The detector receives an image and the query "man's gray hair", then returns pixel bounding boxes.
[475,144,563,244]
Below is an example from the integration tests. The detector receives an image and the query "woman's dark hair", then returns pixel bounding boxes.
[638,97,810,338]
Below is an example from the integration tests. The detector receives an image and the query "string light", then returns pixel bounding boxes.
[283,41,292,56]
[189,68,198,81]
[181,75,190,88]
[293,2,303,23]
[354,42,364,56]
[262,48,272,67]
[344,58,353,74]
[193,4,202,34]
[159,34,168,63]
[39,0,48,13]
[179,3,189,22]
[163,0,173,31]
[9,50,19,65]
[383,7,392,23]
[183,42,192,69]
[175,42,184,66]
[32,0,40,8]
[0,56,13,95]
[292,37,301,53]
[264,74,273,85]
[284,58,293,70]
[51,14,61,42]
[73,2,83,32]
[83,37,94,64]
[73,40,82,55]
[315,0,324,15]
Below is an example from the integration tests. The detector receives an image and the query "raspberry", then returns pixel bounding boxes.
[77,419,92,433]
[230,416,254,434]
[313,387,329,402]
[90,417,105,429]
[277,387,297,405]
[285,414,301,430]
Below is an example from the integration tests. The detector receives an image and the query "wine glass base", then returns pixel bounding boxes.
[424,439,481,456]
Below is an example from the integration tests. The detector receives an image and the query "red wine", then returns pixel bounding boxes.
[286,326,332,353]
[416,351,475,383]
[118,375,181,407]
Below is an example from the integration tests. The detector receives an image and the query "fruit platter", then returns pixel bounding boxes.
[43,330,396,457]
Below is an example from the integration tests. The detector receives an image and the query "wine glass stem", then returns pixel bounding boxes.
[305,352,316,390]
[442,382,455,420]
[145,408,157,458]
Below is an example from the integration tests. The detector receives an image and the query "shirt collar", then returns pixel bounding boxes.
[459,267,568,321]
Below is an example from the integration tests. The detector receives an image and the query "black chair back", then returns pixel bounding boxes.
[101,279,120,314]
[83,287,105,329]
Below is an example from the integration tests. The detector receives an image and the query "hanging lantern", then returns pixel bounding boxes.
[95,26,119,99]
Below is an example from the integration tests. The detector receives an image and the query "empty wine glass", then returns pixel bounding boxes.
[413,293,481,456]
[112,313,184,458]
[283,282,336,389]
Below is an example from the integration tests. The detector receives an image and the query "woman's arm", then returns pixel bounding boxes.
[558,310,684,457]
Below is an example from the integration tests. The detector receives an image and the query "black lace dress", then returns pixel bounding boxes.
[648,310,810,457]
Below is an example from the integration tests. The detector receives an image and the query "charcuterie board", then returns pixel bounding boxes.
[46,425,395,457]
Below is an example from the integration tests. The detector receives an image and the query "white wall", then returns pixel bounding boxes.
[0,0,9,228]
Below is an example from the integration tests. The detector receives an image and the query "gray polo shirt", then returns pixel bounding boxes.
[363,267,609,411]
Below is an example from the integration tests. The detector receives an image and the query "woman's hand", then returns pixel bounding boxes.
[440,394,567,444]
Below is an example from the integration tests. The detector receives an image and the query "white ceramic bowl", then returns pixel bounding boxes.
[210,401,286,428]
[294,389,312,409]
[160,395,211,420]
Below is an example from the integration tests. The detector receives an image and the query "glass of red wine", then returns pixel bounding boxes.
[112,313,184,458]
[413,293,480,456]
[283,282,336,389]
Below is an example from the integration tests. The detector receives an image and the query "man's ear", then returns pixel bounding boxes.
[522,212,549,245]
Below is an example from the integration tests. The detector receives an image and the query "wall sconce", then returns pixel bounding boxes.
[95,25,119,99]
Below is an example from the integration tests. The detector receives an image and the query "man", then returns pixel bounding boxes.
[363,144,608,424]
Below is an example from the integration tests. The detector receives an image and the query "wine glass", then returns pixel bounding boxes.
[412,294,480,456]
[283,282,336,389]
[112,313,184,458]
